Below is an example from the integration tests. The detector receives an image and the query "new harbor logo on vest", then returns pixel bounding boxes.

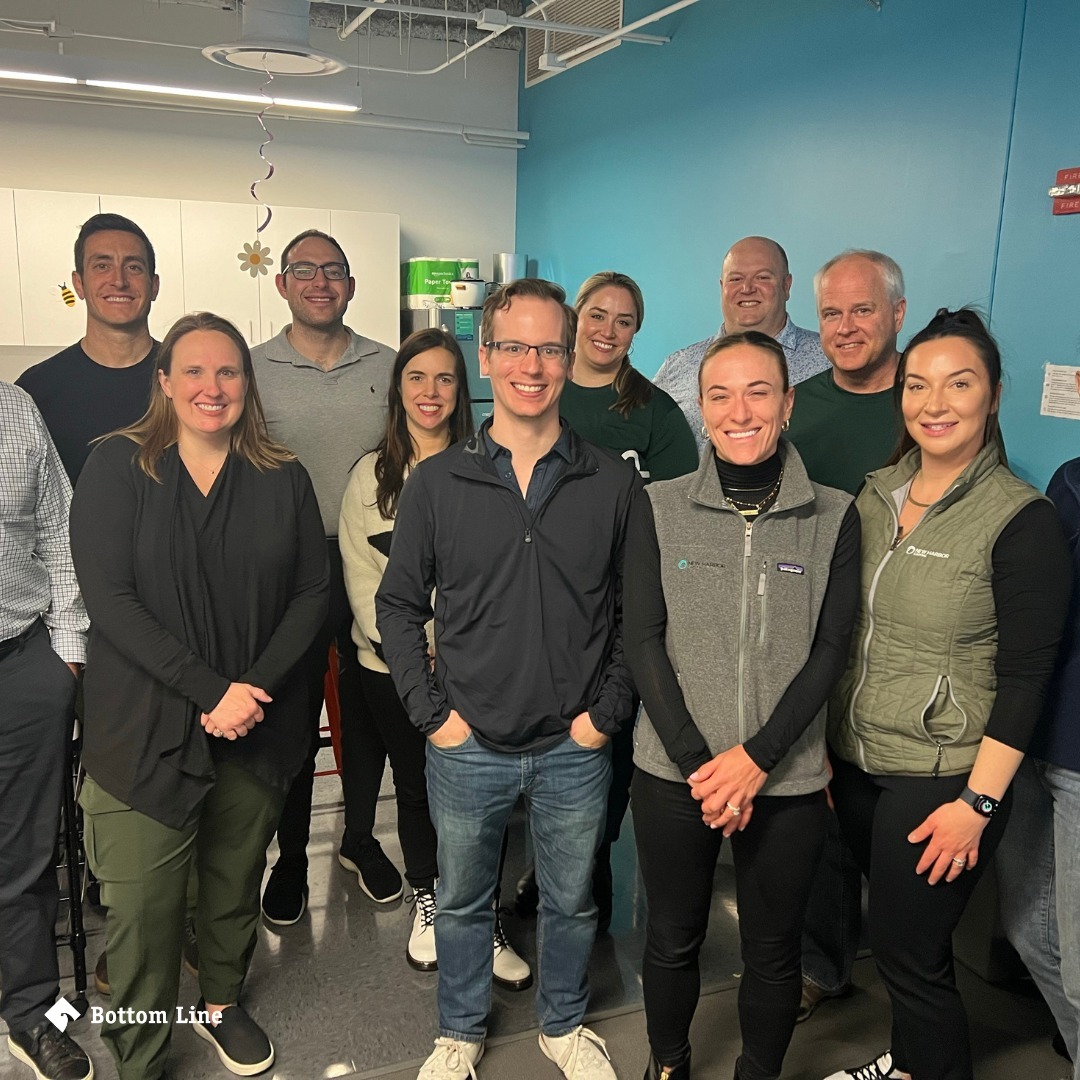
[904,545,951,560]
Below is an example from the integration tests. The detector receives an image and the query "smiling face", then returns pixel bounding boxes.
[901,336,999,471]
[276,234,355,331]
[158,329,248,447]
[574,284,639,385]
[401,346,460,441]
[479,295,572,424]
[817,257,906,390]
[72,229,158,332]
[699,342,794,465]
[720,238,792,338]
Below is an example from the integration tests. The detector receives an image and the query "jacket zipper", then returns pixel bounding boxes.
[737,519,753,743]
[757,559,768,646]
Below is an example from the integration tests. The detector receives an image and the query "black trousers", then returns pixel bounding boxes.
[632,768,827,1080]
[356,667,439,888]
[274,539,380,861]
[0,621,77,1031]
[830,755,1012,1080]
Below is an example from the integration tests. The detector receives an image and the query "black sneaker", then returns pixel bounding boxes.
[182,915,199,977]
[8,1019,94,1080]
[514,866,539,918]
[260,857,309,925]
[192,1000,274,1076]
[337,834,403,903]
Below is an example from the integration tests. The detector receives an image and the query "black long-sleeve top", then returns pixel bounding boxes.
[70,436,329,830]
[624,452,862,779]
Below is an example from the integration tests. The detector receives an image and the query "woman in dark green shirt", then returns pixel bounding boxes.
[560,271,699,484]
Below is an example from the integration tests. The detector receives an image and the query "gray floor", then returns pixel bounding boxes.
[1,758,1069,1080]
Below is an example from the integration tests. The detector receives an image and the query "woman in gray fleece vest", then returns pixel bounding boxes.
[625,331,861,1080]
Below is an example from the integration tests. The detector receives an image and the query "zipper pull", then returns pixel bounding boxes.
[931,744,943,778]
[524,527,532,544]
[744,521,753,557]
[757,569,766,596]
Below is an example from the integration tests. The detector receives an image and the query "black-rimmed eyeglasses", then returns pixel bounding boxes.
[283,262,350,281]
[483,341,569,362]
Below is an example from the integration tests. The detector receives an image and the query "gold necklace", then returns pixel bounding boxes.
[726,467,784,519]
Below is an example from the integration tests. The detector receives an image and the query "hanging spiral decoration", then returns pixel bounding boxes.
[250,64,276,234]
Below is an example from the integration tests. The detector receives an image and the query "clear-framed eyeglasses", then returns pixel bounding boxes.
[283,262,350,281]
[483,341,569,362]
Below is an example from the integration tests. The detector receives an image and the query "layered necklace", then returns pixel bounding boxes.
[726,467,784,520]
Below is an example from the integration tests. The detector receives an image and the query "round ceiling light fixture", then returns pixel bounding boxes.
[202,41,346,76]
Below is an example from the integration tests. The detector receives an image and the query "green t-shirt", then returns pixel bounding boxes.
[558,378,699,483]
[786,369,901,495]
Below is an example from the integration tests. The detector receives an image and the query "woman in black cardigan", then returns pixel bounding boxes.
[70,312,328,1080]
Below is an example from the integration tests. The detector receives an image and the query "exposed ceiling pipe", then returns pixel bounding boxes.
[336,0,393,39]
[557,0,701,65]
[328,1,668,46]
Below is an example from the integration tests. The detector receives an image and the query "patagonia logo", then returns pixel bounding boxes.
[777,563,804,575]
[676,558,723,570]
[906,545,950,560]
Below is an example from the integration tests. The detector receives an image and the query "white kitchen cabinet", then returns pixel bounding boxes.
[253,205,331,345]
[14,189,101,347]
[180,200,263,344]
[330,209,400,348]
[0,190,22,345]
[98,194,186,342]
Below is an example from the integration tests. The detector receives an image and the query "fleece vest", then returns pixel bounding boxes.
[634,440,852,795]
[830,443,1042,776]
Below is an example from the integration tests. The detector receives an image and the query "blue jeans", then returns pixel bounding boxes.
[801,808,862,992]
[998,757,1080,1080]
[425,733,612,1041]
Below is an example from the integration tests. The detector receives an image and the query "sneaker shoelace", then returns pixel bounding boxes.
[409,889,437,928]
[552,1026,611,1074]
[431,1037,480,1079]
[849,1052,894,1080]
[493,908,511,949]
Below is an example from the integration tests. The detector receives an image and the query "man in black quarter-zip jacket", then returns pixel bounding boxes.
[377,279,639,1080]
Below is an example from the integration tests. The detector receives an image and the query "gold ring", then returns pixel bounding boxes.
[726,803,742,816]
[952,857,966,867]
[214,729,224,738]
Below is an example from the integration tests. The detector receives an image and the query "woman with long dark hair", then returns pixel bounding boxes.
[70,312,329,1079]
[824,309,1071,1080]
[339,327,530,987]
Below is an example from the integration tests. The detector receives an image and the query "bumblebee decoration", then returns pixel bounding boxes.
[58,282,76,307]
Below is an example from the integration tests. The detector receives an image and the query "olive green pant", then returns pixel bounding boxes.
[81,763,284,1080]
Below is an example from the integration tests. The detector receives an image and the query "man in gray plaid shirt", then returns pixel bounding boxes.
[0,381,92,1080]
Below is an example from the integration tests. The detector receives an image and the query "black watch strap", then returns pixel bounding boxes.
[960,786,999,818]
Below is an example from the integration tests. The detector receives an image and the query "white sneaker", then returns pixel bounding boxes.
[538,1026,615,1080]
[823,1050,908,1080]
[417,1037,484,1080]
[407,888,438,971]
[492,909,532,990]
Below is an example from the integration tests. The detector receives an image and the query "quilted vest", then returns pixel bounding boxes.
[829,443,1042,775]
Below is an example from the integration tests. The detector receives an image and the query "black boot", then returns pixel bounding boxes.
[593,842,613,933]
[514,865,539,918]
[643,1051,691,1079]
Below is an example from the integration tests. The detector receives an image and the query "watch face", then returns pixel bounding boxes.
[976,796,996,816]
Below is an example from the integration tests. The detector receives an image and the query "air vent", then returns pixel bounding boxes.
[525,0,622,87]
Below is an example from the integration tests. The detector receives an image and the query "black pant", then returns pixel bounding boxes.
[357,667,438,888]
[830,755,1012,1080]
[0,621,77,1031]
[275,539,379,862]
[632,768,827,1080]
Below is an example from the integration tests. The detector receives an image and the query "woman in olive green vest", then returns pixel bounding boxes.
[824,309,1072,1080]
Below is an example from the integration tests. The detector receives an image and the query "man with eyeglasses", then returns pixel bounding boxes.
[252,229,398,924]
[377,279,639,1080]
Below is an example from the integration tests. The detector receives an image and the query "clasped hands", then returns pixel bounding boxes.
[689,744,768,837]
[200,682,272,740]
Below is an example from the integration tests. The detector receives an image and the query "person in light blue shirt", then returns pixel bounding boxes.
[654,236,827,448]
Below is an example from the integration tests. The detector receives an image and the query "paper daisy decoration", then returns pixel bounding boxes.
[238,240,274,277]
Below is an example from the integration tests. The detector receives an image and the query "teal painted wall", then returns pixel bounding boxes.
[517,0,1079,486]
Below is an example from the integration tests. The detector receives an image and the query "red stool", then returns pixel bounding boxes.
[315,643,343,777]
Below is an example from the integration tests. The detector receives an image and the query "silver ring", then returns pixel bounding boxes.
[726,802,742,816]
[952,857,966,867]
[214,729,224,738]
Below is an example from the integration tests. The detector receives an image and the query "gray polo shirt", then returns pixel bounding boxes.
[252,326,396,535]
